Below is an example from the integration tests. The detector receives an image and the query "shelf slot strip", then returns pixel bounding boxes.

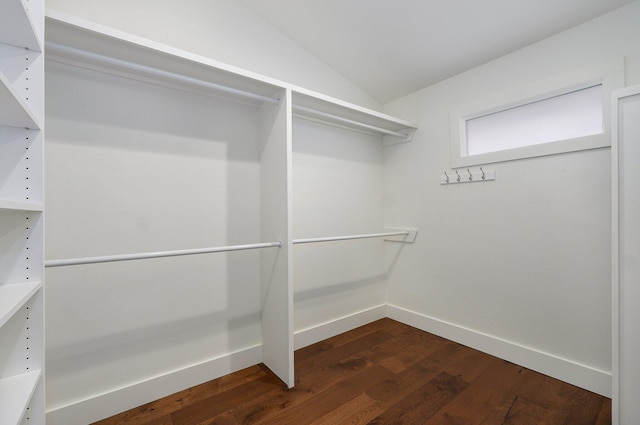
[45,241,282,268]
[293,230,410,245]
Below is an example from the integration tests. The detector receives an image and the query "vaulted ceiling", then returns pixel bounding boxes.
[239,0,637,103]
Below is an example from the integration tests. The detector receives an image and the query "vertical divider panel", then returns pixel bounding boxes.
[259,89,294,387]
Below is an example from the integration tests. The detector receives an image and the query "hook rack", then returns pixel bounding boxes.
[440,167,496,185]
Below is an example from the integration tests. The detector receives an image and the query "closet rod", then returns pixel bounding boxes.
[45,42,280,105]
[292,105,410,138]
[45,241,282,268]
[46,44,412,138]
[293,230,409,245]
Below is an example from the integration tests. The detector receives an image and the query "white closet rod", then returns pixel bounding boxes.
[44,241,282,268]
[45,42,280,105]
[292,105,409,138]
[293,230,409,245]
[46,43,411,138]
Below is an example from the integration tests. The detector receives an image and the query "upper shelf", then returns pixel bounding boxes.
[45,11,417,140]
[46,12,285,106]
[0,0,42,52]
[292,91,417,143]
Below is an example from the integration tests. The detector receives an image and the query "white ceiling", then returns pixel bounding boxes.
[239,0,636,103]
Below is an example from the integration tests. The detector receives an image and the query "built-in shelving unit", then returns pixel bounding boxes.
[44,11,417,424]
[0,0,44,424]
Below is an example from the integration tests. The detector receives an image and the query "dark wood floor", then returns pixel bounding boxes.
[92,318,611,425]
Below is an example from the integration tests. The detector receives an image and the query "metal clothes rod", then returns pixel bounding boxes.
[293,105,410,138]
[45,42,280,105]
[45,241,282,268]
[293,230,410,245]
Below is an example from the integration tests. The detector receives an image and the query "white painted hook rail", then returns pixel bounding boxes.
[45,241,282,268]
[293,229,417,245]
[441,168,496,185]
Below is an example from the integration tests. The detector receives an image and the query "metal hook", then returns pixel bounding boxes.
[455,170,461,182]
[444,171,449,184]
[467,169,473,181]
[480,167,486,180]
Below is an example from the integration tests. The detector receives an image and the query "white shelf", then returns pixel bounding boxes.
[45,12,417,140]
[0,281,41,329]
[0,69,41,129]
[0,370,42,425]
[45,12,283,106]
[1,0,43,423]
[292,90,417,139]
[0,0,41,52]
[0,199,43,212]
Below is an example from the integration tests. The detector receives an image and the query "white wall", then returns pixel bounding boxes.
[45,0,380,110]
[45,60,265,419]
[383,1,640,396]
[292,119,387,340]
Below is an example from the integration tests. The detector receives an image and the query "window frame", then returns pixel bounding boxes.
[450,60,625,168]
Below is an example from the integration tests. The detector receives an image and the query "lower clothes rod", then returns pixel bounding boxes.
[45,241,282,268]
[293,230,409,245]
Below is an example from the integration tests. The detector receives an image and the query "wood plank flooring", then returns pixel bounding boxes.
[92,318,611,425]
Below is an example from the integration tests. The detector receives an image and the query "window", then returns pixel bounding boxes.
[450,61,624,168]
[466,85,603,156]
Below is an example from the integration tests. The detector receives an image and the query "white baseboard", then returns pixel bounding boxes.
[45,345,262,425]
[386,304,612,397]
[294,304,387,350]
[46,304,612,424]
[46,306,387,425]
